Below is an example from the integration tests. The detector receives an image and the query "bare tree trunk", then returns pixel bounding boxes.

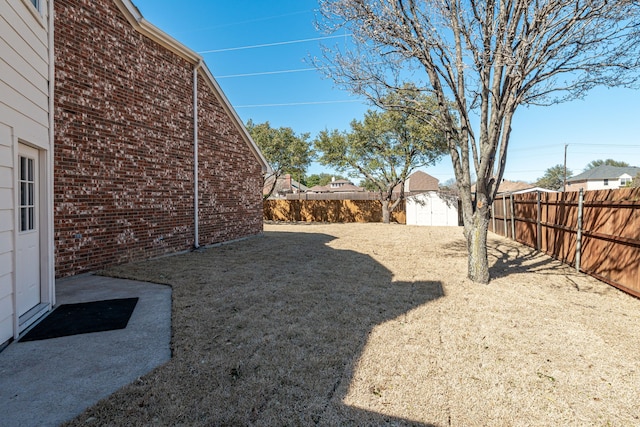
[263,172,279,200]
[381,199,391,224]
[466,203,491,284]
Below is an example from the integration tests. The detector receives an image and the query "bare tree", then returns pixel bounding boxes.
[316,0,640,283]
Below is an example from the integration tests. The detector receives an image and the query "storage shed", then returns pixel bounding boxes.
[406,192,460,226]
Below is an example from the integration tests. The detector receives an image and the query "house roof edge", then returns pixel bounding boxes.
[114,0,271,174]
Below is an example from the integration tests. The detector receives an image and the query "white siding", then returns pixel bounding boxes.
[586,179,622,191]
[0,0,49,146]
[406,192,459,227]
[0,271,12,341]
[0,124,14,343]
[0,0,51,344]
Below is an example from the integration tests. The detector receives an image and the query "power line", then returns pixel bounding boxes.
[199,34,352,54]
[235,100,362,108]
[176,10,312,34]
[217,67,319,79]
[569,143,640,147]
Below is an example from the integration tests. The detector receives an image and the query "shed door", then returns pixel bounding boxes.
[16,144,41,317]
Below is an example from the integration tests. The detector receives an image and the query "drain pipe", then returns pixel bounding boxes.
[193,60,202,248]
[47,0,56,307]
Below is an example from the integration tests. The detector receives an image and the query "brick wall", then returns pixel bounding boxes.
[54,0,263,277]
[197,79,264,244]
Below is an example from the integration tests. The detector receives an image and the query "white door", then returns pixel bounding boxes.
[16,144,40,317]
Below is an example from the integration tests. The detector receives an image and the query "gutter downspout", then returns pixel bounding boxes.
[193,60,202,249]
[47,0,56,307]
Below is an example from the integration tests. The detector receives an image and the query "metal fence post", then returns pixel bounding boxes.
[510,193,516,240]
[491,202,496,233]
[536,191,542,251]
[575,188,584,272]
[502,195,508,237]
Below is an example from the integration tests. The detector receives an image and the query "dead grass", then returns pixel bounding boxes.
[65,223,640,426]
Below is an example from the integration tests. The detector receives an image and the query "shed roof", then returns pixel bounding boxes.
[391,170,439,194]
[405,171,439,192]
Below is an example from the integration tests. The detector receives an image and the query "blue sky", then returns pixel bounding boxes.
[133,0,640,184]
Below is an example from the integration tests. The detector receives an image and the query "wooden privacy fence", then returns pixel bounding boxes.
[490,188,640,298]
[264,200,406,224]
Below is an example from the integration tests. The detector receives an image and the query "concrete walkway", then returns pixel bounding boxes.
[0,274,172,427]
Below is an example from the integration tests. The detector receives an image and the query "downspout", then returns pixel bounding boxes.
[193,60,202,248]
[47,0,55,306]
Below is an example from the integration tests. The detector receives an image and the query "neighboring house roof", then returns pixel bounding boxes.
[115,0,271,174]
[566,165,640,182]
[307,185,331,193]
[496,180,534,194]
[308,179,365,193]
[393,170,439,194]
[264,174,308,196]
[511,187,557,194]
[471,180,533,194]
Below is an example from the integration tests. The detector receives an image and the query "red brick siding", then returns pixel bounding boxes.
[54,0,263,277]
[197,78,264,245]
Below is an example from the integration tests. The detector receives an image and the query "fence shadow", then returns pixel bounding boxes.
[488,238,577,280]
[73,230,443,426]
[491,188,640,297]
[577,190,640,295]
[442,235,586,284]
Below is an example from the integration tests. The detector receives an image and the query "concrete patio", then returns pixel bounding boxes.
[0,274,172,427]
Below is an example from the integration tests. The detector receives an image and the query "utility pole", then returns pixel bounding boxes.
[563,144,568,192]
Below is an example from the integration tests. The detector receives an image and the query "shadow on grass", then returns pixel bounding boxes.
[488,238,561,280]
[441,234,583,283]
[71,230,443,426]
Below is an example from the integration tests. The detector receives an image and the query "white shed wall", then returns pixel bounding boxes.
[406,192,459,226]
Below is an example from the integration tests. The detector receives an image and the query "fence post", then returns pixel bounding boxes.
[491,202,496,233]
[575,188,584,272]
[502,195,508,237]
[510,193,516,240]
[536,191,542,251]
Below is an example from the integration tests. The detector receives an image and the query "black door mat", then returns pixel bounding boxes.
[20,297,139,342]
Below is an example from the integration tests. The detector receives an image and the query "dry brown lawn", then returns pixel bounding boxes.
[66,223,640,426]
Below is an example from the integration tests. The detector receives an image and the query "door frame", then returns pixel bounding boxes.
[13,140,54,337]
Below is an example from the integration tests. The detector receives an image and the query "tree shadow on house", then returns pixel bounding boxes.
[68,230,444,426]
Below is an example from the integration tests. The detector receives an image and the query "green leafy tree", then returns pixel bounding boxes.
[316,0,640,283]
[359,177,379,192]
[246,120,313,199]
[535,165,572,191]
[305,173,347,188]
[584,159,630,170]
[315,91,447,223]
